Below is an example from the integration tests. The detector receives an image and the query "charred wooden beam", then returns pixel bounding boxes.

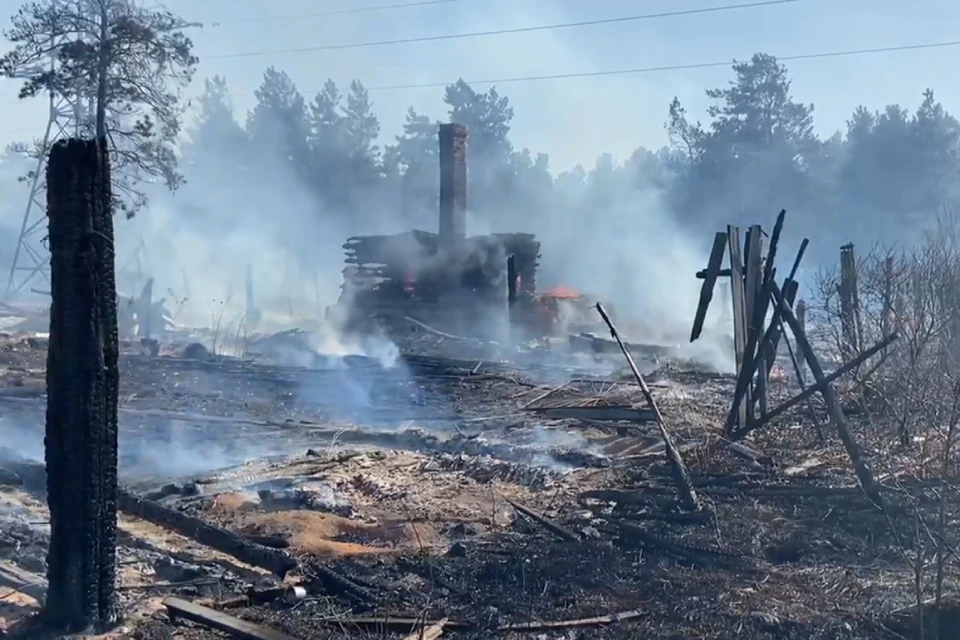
[44,138,119,631]
[690,231,727,342]
[839,243,861,358]
[696,267,734,278]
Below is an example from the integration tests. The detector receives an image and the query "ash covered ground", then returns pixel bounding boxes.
[0,318,945,640]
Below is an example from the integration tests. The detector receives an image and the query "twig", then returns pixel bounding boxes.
[519,381,571,409]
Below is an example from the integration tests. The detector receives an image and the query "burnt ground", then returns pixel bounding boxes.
[0,330,951,639]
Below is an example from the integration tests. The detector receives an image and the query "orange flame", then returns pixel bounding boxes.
[540,285,581,299]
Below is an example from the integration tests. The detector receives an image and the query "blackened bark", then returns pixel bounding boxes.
[43,138,119,631]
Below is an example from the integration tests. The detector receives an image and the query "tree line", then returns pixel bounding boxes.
[2,0,958,256]
[182,54,960,255]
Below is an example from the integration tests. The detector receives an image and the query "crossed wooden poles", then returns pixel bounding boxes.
[690,210,897,508]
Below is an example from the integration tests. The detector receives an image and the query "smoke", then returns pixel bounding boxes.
[0,405,312,482]
[6,0,936,475]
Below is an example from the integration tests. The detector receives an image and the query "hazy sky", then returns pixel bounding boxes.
[0,0,958,171]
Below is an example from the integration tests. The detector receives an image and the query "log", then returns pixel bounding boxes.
[116,489,298,577]
[769,282,884,507]
[595,303,700,512]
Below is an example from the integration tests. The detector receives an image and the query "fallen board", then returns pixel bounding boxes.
[527,405,656,422]
[164,597,300,640]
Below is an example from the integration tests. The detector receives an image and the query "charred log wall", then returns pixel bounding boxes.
[44,138,119,631]
[338,232,539,305]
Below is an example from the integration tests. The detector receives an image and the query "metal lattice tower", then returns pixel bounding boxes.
[3,1,200,299]
[4,0,90,299]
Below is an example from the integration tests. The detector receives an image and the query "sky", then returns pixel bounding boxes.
[0,0,958,172]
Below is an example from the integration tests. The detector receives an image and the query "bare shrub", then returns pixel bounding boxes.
[809,214,960,633]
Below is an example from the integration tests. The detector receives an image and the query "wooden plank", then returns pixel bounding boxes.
[743,225,763,425]
[743,226,763,329]
[690,231,728,342]
[726,226,749,429]
[164,597,301,640]
[756,352,768,416]
[402,618,448,640]
[315,616,471,633]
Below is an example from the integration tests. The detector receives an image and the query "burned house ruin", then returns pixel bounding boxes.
[333,123,542,338]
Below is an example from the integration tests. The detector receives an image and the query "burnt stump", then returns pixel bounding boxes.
[43,138,120,631]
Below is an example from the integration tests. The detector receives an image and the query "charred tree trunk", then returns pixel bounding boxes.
[43,138,119,631]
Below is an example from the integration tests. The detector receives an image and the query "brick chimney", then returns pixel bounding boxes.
[438,123,467,249]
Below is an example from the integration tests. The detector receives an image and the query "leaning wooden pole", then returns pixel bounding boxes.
[596,303,700,512]
[43,138,119,631]
[769,282,884,508]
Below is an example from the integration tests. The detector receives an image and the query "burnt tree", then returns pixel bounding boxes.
[44,138,120,631]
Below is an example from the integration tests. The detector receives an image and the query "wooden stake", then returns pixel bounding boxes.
[839,243,861,358]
